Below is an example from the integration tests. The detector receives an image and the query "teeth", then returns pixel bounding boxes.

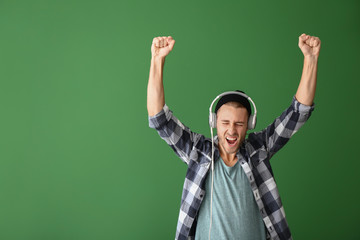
[226,137,237,141]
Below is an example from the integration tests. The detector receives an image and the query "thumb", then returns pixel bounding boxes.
[167,36,175,50]
[298,33,309,47]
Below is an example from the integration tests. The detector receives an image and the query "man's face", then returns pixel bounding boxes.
[216,104,248,156]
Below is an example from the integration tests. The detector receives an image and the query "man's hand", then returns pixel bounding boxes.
[151,36,175,59]
[298,33,321,58]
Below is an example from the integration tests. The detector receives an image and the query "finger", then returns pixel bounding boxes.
[313,37,320,47]
[299,33,309,42]
[154,37,161,48]
[305,36,312,46]
[162,36,169,47]
[158,37,163,48]
[159,37,165,48]
[311,37,317,47]
[308,36,318,47]
[308,37,314,46]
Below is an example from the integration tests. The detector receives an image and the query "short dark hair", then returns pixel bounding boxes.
[215,90,252,116]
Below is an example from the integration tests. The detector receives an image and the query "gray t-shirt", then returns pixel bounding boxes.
[195,157,266,240]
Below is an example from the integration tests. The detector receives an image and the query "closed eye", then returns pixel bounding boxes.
[220,121,244,126]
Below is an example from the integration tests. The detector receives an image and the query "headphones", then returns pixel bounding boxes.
[209,91,257,130]
[207,91,257,240]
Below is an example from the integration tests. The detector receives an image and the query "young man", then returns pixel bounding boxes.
[147,34,320,240]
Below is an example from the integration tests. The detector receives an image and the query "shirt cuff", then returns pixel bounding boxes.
[292,96,315,114]
[148,104,170,129]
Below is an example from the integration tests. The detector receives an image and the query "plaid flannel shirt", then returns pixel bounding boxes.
[148,96,314,240]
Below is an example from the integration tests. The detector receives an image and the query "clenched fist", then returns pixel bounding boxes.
[151,36,175,59]
[298,33,321,58]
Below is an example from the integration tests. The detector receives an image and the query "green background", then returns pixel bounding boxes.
[0,0,359,239]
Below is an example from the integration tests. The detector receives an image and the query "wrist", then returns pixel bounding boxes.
[150,55,165,74]
[151,55,166,63]
[304,55,319,62]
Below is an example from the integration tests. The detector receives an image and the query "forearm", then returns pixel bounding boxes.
[147,56,166,116]
[295,56,318,106]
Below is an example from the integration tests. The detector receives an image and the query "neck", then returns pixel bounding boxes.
[219,149,238,165]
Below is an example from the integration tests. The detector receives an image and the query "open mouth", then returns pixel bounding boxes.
[226,136,238,147]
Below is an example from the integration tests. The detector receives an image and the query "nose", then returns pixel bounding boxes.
[227,124,236,135]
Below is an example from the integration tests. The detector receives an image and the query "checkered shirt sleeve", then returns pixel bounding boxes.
[148,104,210,165]
[248,96,315,159]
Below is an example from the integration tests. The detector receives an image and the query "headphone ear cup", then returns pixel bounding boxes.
[209,113,217,128]
[248,114,256,130]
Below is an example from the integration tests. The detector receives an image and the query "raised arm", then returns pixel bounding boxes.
[147,36,211,165]
[147,36,175,116]
[248,34,319,158]
[295,33,321,106]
